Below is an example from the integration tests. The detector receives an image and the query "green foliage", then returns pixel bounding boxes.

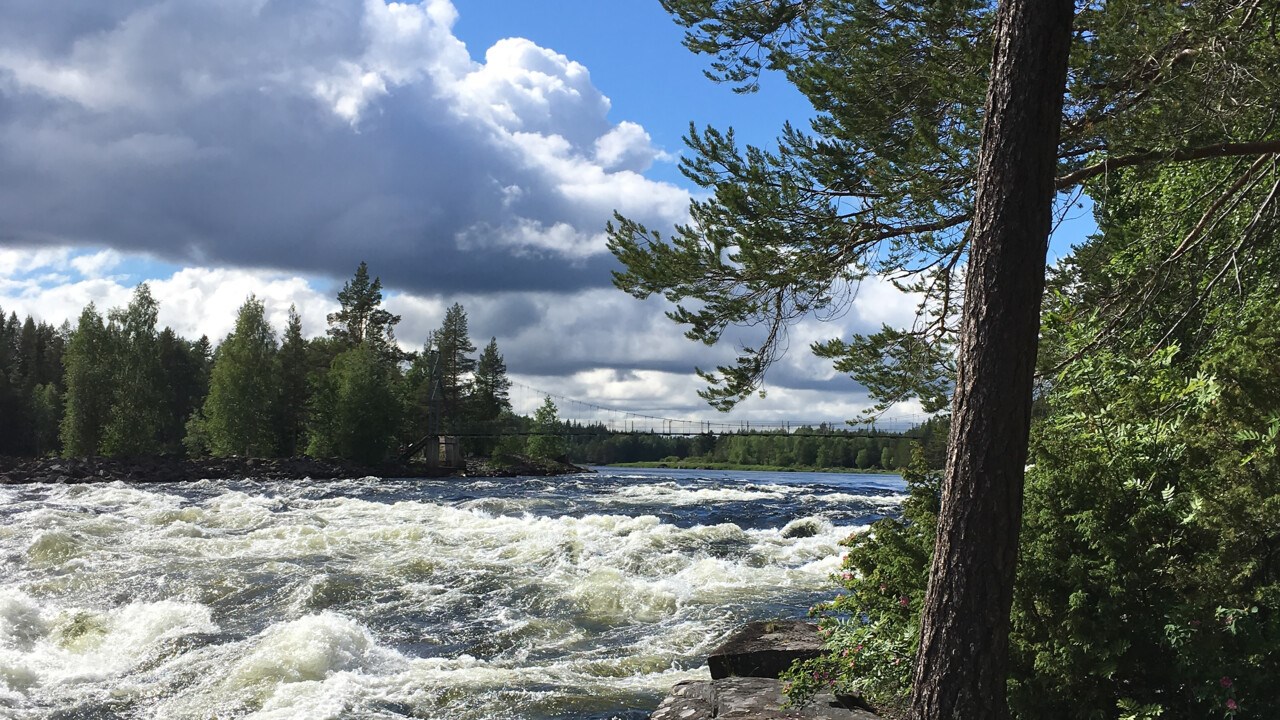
[526,396,567,460]
[276,305,309,456]
[101,284,165,457]
[471,337,511,421]
[782,450,938,715]
[0,308,66,456]
[1009,329,1280,718]
[183,412,211,458]
[326,261,401,362]
[203,296,279,457]
[467,337,512,456]
[61,304,113,457]
[156,329,211,454]
[307,343,400,464]
[490,415,528,460]
[559,422,935,471]
[8,264,542,465]
[31,383,63,456]
[615,0,1280,412]
[430,303,477,432]
[795,313,1280,719]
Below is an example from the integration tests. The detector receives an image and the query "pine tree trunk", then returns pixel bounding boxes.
[909,1,1074,718]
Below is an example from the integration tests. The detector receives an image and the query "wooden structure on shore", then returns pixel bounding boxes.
[399,367,462,470]
[416,435,461,469]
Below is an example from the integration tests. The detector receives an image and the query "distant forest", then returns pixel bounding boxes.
[560,421,946,472]
[0,262,934,469]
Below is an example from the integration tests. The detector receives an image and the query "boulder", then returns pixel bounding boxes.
[651,677,877,720]
[708,620,825,680]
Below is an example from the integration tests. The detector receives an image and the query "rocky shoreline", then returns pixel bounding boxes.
[0,454,589,485]
[653,620,879,720]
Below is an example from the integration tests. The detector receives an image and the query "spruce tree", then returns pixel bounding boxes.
[428,303,476,432]
[276,305,310,456]
[466,337,512,456]
[203,296,279,457]
[527,396,567,460]
[0,309,20,455]
[156,328,209,453]
[471,337,511,422]
[31,383,63,456]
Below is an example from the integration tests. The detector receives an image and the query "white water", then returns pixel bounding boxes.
[0,469,903,719]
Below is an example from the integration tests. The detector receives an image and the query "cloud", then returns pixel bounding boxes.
[0,1,933,424]
[0,0,688,294]
[0,250,925,423]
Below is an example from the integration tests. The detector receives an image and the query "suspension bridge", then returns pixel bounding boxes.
[506,380,931,438]
[403,379,935,466]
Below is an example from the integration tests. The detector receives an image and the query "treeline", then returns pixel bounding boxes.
[550,418,947,470]
[0,262,537,464]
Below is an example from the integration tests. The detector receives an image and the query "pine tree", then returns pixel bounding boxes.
[61,303,114,457]
[203,296,279,457]
[326,261,401,362]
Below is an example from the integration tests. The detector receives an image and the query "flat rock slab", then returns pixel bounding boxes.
[708,620,825,680]
[651,677,878,720]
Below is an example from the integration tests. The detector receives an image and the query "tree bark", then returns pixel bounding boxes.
[908,2,1074,719]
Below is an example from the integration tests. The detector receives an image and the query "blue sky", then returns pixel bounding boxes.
[0,0,1092,423]
[452,0,815,186]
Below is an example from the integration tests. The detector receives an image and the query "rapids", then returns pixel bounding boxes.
[0,467,904,719]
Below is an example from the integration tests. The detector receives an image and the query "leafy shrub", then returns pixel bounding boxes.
[782,450,936,717]
[788,338,1280,718]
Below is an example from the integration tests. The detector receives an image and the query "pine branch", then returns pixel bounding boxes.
[1056,139,1280,189]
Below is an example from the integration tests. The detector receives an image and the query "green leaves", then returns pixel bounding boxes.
[527,396,568,460]
[307,343,400,464]
[619,1,1280,414]
[202,296,279,458]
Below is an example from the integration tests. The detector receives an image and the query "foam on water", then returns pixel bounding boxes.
[0,468,897,718]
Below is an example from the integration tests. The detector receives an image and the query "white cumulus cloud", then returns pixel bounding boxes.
[0,0,686,294]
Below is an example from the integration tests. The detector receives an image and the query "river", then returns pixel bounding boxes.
[0,467,904,719]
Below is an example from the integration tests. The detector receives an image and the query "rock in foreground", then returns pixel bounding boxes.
[653,621,878,720]
[652,677,877,720]
[708,620,826,680]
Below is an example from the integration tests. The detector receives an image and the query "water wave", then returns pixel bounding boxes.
[0,469,894,718]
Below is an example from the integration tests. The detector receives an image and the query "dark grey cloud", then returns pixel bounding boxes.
[0,0,928,422]
[0,0,687,293]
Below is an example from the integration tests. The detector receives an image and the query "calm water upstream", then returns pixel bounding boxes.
[0,467,904,719]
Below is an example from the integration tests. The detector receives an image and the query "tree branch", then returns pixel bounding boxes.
[1055,139,1280,189]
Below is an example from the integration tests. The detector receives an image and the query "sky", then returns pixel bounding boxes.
[0,0,1092,426]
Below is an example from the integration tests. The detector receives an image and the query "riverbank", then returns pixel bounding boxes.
[608,460,899,474]
[0,454,587,484]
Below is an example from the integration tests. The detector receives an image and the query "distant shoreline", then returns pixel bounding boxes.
[0,455,588,485]
[605,460,899,474]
